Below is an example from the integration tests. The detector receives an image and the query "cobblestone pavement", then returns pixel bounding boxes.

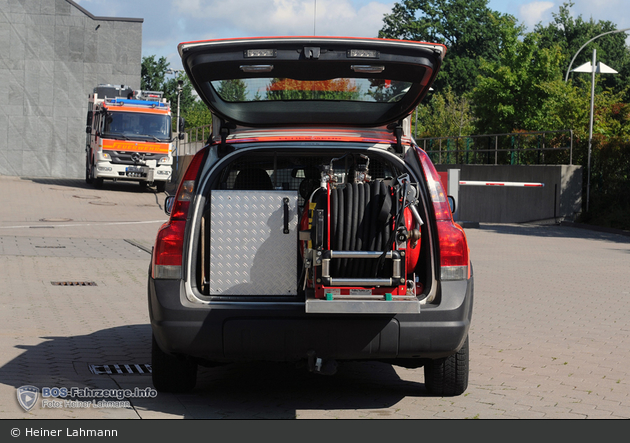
[1,176,629,419]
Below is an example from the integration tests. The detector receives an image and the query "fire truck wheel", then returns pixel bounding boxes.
[151,334,197,393]
[85,155,93,184]
[424,335,469,396]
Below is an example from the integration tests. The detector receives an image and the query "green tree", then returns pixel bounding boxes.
[379,0,516,96]
[184,100,214,140]
[217,79,248,102]
[580,90,630,229]
[140,56,211,131]
[165,75,196,123]
[265,78,361,101]
[415,87,476,137]
[367,79,410,103]
[470,16,583,134]
[141,55,170,92]
[534,2,630,99]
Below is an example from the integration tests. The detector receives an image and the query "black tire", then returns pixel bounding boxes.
[89,157,103,188]
[424,335,469,396]
[155,181,166,193]
[85,154,93,184]
[151,334,197,393]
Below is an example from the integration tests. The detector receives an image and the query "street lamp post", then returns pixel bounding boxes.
[176,79,183,177]
[586,49,596,214]
[564,27,629,82]
[166,69,185,181]
[571,50,618,212]
[565,30,625,212]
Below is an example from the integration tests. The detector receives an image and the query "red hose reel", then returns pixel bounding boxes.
[300,175,422,301]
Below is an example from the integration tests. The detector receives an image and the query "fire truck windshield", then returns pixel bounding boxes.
[103,111,172,141]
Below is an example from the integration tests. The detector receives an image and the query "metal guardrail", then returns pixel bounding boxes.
[174,127,575,167]
[168,126,211,185]
[417,129,574,166]
[175,124,212,156]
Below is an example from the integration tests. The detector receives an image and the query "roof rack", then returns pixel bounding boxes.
[94,84,134,99]
[104,97,169,109]
[134,90,164,101]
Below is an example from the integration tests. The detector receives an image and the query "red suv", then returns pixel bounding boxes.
[148,37,473,396]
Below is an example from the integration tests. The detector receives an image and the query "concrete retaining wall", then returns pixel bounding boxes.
[435,165,583,223]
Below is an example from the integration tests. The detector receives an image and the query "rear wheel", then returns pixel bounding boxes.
[151,334,197,393]
[424,335,469,396]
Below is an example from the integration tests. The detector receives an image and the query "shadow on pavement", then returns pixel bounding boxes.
[22,177,165,195]
[475,222,630,244]
[0,325,430,419]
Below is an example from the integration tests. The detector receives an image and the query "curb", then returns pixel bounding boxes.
[456,220,480,229]
[560,221,630,238]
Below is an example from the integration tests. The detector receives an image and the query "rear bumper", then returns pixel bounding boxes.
[148,277,473,363]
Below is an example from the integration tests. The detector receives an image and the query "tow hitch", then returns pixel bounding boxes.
[307,351,338,375]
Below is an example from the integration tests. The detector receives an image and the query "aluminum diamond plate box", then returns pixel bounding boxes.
[209,190,298,295]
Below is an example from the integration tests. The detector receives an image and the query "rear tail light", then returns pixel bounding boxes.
[152,148,207,280]
[153,220,186,279]
[415,148,451,221]
[436,221,469,281]
[415,148,470,281]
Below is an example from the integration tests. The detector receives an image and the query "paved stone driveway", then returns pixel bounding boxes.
[0,176,628,419]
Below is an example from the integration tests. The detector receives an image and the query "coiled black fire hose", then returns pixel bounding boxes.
[328,179,395,278]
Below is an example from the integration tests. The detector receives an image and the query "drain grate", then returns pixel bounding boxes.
[89,364,152,375]
[36,246,66,249]
[51,281,97,286]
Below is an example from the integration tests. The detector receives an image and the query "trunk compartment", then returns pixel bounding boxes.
[193,148,433,313]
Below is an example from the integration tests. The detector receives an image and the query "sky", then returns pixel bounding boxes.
[74,0,630,71]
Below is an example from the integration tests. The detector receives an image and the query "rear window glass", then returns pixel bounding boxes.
[210,78,412,103]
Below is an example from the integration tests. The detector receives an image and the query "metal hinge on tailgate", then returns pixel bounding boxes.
[388,120,404,155]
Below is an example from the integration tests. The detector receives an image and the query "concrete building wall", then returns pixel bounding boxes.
[436,164,583,223]
[0,0,143,178]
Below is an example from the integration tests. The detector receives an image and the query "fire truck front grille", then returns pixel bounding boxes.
[109,151,167,165]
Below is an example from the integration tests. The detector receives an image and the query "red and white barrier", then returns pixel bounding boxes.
[459,181,544,187]
[437,169,545,220]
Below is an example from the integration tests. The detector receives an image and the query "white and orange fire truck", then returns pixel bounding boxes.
[85,84,175,192]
